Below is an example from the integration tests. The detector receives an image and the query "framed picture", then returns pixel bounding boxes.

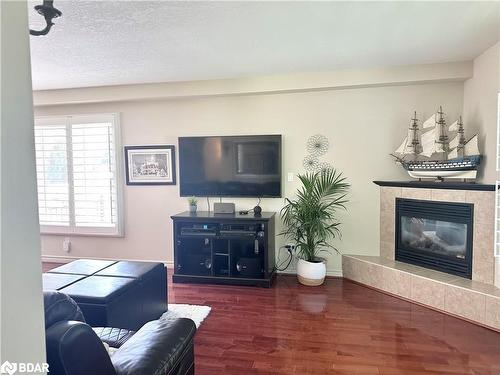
[124,145,176,185]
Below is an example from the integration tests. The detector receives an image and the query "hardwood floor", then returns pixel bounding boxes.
[43,263,500,374]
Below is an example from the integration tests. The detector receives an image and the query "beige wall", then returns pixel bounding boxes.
[36,80,464,275]
[1,0,46,365]
[463,41,500,183]
[462,41,500,287]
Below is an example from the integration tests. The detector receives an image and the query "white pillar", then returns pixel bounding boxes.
[1,0,46,367]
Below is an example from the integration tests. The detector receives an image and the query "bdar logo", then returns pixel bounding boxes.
[0,361,17,375]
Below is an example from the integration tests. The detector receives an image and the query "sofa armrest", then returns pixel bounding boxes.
[46,321,116,375]
[112,318,196,375]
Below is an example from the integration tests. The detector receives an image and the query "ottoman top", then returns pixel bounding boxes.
[42,273,85,291]
[95,261,164,279]
[48,259,117,276]
[59,275,136,303]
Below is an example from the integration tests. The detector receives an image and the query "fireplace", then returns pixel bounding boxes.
[395,198,473,279]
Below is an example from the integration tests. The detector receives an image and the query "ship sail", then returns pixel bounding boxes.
[422,114,436,129]
[434,139,445,153]
[449,134,459,150]
[464,134,479,156]
[448,120,458,132]
[394,137,408,155]
[394,133,420,155]
[448,148,458,159]
[420,128,436,157]
[394,111,422,157]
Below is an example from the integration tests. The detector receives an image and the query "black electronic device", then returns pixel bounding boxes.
[220,223,258,232]
[219,223,259,237]
[236,257,263,277]
[180,223,218,237]
[179,135,282,197]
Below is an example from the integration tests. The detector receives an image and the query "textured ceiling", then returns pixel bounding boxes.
[29,1,500,90]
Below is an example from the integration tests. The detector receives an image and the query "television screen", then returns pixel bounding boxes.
[179,135,281,197]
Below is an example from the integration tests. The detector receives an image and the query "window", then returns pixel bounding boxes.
[35,113,123,236]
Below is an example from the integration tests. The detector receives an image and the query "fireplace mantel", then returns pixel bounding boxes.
[373,180,495,191]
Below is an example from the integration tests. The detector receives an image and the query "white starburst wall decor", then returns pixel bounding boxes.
[303,134,331,172]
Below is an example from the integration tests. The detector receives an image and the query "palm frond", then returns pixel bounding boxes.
[279,168,349,261]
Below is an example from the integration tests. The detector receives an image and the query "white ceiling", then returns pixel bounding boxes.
[29,1,500,91]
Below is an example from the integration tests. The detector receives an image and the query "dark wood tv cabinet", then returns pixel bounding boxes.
[171,211,276,287]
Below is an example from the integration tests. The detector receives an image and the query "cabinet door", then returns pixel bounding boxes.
[230,237,265,278]
[177,237,213,276]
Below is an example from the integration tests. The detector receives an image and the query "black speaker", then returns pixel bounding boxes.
[184,255,211,275]
[235,257,263,277]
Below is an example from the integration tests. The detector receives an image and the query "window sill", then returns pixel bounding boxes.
[40,227,124,238]
[40,232,124,238]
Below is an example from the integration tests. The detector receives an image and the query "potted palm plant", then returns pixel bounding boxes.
[280,168,349,286]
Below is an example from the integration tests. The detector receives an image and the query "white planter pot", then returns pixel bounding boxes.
[297,258,326,286]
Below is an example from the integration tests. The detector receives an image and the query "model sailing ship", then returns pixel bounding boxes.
[392,107,481,180]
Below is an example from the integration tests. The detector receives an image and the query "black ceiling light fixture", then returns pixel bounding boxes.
[29,0,62,36]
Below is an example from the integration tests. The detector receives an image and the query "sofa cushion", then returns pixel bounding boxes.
[44,291,85,328]
[43,273,85,291]
[111,317,196,375]
[48,259,117,276]
[95,261,164,280]
[59,275,136,304]
[93,327,136,348]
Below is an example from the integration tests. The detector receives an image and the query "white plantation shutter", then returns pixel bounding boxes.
[35,121,70,226]
[35,114,123,236]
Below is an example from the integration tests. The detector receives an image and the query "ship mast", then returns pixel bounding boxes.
[435,106,449,160]
[409,111,420,159]
[456,116,466,157]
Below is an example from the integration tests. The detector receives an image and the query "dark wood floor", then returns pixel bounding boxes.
[43,263,500,374]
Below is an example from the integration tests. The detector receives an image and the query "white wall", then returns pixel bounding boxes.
[36,79,464,275]
[462,41,500,287]
[1,0,46,366]
[463,41,500,183]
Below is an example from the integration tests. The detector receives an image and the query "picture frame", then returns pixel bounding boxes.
[124,145,176,185]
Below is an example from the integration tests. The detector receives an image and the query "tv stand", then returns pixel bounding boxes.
[171,211,276,287]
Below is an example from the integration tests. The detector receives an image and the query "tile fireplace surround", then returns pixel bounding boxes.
[342,181,500,331]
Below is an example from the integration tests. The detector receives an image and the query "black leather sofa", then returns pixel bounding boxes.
[44,291,196,375]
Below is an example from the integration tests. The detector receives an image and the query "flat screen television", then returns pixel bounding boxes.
[179,135,282,197]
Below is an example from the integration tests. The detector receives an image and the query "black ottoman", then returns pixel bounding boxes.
[48,259,116,276]
[42,273,85,291]
[59,275,143,330]
[52,260,167,331]
[95,261,167,321]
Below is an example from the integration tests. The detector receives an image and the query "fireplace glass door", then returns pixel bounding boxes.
[396,198,473,279]
[400,217,467,259]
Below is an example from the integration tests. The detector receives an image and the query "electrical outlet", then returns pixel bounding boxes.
[287,172,294,182]
[63,237,71,253]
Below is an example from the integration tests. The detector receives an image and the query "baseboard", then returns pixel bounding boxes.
[42,254,174,268]
[277,268,342,277]
[42,255,342,277]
